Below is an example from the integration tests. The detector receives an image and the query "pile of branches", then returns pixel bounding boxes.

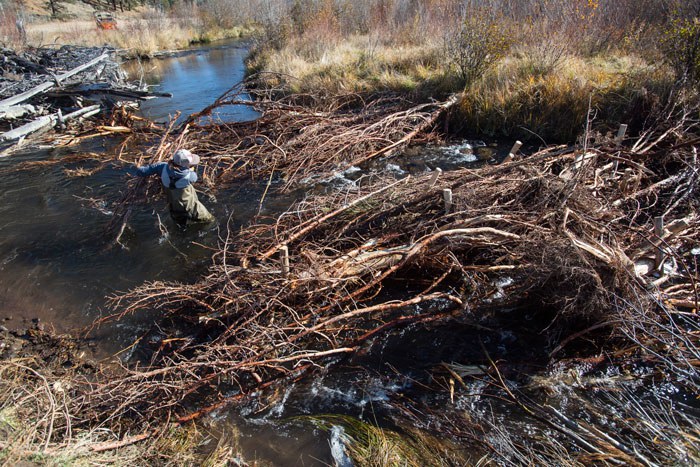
[0,46,122,97]
[105,77,460,241]
[0,45,168,152]
[86,86,699,448]
[173,76,458,189]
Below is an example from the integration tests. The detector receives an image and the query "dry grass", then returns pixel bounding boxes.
[0,355,245,466]
[15,5,254,57]
[459,53,673,141]
[253,31,673,141]
[249,33,456,96]
[305,415,469,466]
[245,0,680,142]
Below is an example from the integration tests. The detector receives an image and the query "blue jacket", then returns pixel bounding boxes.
[134,162,198,189]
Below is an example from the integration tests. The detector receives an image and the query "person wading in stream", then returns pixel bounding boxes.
[133,149,215,226]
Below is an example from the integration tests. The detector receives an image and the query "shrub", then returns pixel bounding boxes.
[515,35,569,77]
[662,16,700,85]
[443,7,511,86]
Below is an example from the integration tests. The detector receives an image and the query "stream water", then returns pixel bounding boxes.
[0,40,525,464]
[122,41,259,124]
[0,41,262,346]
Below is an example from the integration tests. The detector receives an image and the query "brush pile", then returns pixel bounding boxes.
[105,77,458,241]
[177,77,457,188]
[86,81,699,457]
[0,46,124,99]
[0,46,168,151]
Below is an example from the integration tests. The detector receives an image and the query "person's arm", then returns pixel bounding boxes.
[132,161,168,177]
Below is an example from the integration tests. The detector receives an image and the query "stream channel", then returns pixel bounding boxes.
[0,40,522,464]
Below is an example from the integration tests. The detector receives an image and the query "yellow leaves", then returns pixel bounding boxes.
[574,0,599,24]
[662,15,700,83]
[459,52,664,142]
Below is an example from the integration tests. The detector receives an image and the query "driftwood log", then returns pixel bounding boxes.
[0,46,169,150]
[1,104,101,142]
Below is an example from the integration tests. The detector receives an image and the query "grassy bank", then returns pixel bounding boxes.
[246,0,695,142]
[459,53,674,142]
[250,40,671,142]
[1,2,257,58]
[25,16,255,58]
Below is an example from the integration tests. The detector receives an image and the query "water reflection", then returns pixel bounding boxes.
[123,41,260,124]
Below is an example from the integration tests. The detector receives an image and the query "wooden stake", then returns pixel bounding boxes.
[429,167,442,187]
[654,216,665,270]
[503,140,522,164]
[613,125,628,173]
[443,188,453,214]
[615,124,628,144]
[279,245,290,275]
[510,140,523,155]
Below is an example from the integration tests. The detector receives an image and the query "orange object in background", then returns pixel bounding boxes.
[94,12,117,30]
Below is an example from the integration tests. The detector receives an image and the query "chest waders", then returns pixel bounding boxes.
[161,166,214,225]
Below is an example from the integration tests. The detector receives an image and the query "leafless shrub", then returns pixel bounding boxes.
[170,1,204,32]
[515,34,569,77]
[199,0,247,29]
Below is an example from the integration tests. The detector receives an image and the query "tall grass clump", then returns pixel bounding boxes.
[304,415,470,466]
[247,0,466,95]
[243,0,683,142]
[460,54,673,142]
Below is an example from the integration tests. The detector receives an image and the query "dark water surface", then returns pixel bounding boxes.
[0,41,265,350]
[0,144,282,353]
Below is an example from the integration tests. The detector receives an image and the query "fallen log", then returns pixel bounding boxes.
[46,86,173,101]
[0,104,38,120]
[0,52,111,111]
[0,104,100,142]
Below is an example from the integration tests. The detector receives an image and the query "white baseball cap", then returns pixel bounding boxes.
[172,149,200,168]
